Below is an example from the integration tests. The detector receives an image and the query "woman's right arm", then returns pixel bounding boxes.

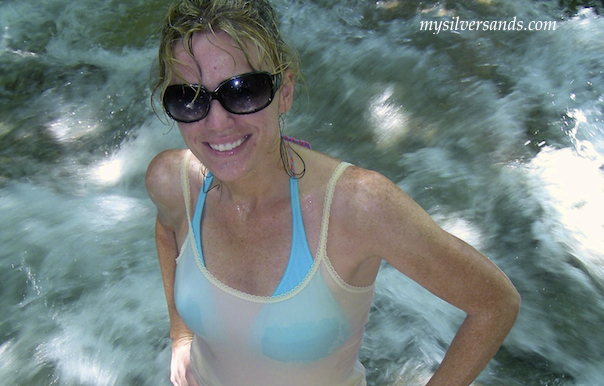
[146,150,197,386]
[155,215,196,386]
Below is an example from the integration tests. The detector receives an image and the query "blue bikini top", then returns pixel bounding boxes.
[191,172,313,296]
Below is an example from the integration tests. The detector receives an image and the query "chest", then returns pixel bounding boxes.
[199,192,323,296]
[173,241,354,364]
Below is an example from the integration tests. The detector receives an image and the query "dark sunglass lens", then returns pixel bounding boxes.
[164,85,209,123]
[218,73,273,114]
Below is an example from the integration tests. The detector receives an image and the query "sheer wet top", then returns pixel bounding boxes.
[173,151,375,386]
[190,169,313,296]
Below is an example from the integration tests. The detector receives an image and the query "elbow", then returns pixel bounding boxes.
[506,276,522,313]
[481,281,521,329]
[511,287,522,319]
[500,284,522,328]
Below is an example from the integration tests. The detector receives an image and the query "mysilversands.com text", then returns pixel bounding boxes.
[421,16,557,34]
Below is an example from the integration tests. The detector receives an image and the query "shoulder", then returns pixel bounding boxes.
[312,164,420,285]
[146,149,187,201]
[333,165,415,221]
[294,146,421,227]
[330,165,436,256]
[146,149,190,227]
[296,147,411,220]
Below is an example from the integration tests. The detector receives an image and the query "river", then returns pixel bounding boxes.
[1,0,603,385]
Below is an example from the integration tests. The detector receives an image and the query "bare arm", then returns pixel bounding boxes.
[415,232,520,386]
[154,215,194,346]
[335,168,520,385]
[146,149,196,386]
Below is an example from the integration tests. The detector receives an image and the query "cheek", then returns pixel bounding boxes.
[256,115,281,141]
[262,102,283,129]
[177,125,189,139]
[178,121,201,133]
[177,124,200,144]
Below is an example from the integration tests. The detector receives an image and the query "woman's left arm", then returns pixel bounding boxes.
[340,168,521,386]
[405,230,521,386]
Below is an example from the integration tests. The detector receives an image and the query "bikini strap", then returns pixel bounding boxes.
[282,134,311,149]
[317,162,352,257]
[180,150,193,224]
[282,135,311,175]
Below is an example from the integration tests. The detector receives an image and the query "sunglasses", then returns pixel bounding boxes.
[163,71,282,123]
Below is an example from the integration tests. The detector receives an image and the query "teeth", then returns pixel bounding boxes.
[209,137,245,152]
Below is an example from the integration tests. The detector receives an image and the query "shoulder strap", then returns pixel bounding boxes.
[180,150,193,224]
[317,162,352,257]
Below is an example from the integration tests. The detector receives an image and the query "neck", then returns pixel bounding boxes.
[209,154,292,213]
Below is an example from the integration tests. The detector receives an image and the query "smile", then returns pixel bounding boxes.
[208,136,249,152]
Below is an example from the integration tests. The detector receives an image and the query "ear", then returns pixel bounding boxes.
[278,70,295,114]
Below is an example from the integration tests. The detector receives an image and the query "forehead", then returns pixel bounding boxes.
[172,31,263,84]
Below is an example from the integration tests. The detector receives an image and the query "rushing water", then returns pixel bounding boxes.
[1,0,603,385]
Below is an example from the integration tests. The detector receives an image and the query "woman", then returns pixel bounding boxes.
[146,0,521,385]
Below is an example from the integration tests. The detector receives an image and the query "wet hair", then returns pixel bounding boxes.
[154,0,305,178]
[154,0,300,96]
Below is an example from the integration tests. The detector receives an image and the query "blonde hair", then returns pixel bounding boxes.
[154,0,300,99]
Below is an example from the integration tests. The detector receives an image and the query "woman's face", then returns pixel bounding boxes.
[171,31,294,182]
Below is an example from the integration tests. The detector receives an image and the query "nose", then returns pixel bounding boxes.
[203,98,233,131]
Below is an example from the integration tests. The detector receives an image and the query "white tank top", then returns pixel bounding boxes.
[174,152,375,386]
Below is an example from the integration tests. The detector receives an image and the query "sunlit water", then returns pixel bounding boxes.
[1,0,603,385]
